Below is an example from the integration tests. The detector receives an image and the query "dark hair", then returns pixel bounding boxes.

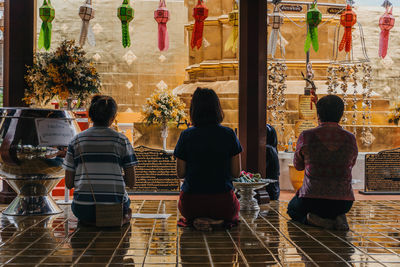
[190,87,224,127]
[89,95,118,126]
[316,95,344,123]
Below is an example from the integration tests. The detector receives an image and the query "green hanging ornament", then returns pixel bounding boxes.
[38,0,55,51]
[304,3,322,53]
[118,0,134,48]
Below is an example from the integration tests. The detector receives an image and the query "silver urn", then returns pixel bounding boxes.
[0,108,80,215]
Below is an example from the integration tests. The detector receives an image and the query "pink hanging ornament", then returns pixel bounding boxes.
[154,0,170,51]
[379,6,395,59]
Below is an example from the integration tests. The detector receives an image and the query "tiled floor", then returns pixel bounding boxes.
[0,200,399,266]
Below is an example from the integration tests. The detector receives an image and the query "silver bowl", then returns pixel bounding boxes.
[0,108,80,215]
[233,180,275,211]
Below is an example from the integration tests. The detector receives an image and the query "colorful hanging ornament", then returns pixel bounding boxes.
[224,1,239,53]
[38,0,55,51]
[154,0,170,51]
[268,6,283,58]
[382,0,392,8]
[191,0,208,50]
[118,0,135,48]
[339,5,357,53]
[79,0,95,47]
[379,6,395,59]
[304,3,322,53]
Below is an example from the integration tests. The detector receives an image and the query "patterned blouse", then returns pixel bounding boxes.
[294,122,358,201]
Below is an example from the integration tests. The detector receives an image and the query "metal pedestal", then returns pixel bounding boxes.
[234,182,268,211]
[3,177,63,216]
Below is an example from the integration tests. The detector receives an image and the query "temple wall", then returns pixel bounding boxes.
[40,0,188,112]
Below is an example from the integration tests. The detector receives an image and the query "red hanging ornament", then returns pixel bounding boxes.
[154,0,170,51]
[379,6,395,59]
[339,5,357,53]
[191,0,208,50]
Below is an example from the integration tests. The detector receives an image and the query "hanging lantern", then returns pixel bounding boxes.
[38,0,55,51]
[79,0,95,47]
[191,0,208,50]
[154,0,170,52]
[304,3,322,53]
[339,5,357,53]
[268,6,283,58]
[379,6,395,59]
[224,1,239,53]
[382,0,392,8]
[118,0,135,48]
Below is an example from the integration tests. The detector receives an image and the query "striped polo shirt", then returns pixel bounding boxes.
[62,126,138,205]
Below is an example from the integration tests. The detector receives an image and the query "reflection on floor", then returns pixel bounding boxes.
[0,200,399,266]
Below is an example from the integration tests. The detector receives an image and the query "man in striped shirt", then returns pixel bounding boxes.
[63,96,138,225]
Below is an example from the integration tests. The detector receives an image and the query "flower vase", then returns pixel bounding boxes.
[161,123,168,151]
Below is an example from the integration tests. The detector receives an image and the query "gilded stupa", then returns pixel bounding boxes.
[174,0,400,152]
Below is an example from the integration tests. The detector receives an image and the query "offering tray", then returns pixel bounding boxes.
[233,179,275,211]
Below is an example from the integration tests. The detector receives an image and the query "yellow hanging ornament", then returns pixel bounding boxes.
[224,1,239,53]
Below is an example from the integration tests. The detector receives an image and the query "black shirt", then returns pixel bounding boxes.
[174,125,242,194]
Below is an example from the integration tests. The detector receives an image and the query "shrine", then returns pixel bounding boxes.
[0,0,399,266]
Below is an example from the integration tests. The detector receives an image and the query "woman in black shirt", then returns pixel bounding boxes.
[174,88,242,230]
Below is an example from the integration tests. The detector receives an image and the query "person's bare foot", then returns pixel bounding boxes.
[306,213,335,230]
[193,218,224,231]
[122,208,132,225]
[335,214,349,231]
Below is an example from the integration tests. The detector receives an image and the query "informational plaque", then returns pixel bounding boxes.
[360,148,400,195]
[130,146,179,194]
[299,95,317,120]
[294,120,318,138]
[35,118,75,146]
[327,8,344,15]
[280,5,302,12]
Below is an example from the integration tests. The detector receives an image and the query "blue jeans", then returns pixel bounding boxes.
[72,199,131,224]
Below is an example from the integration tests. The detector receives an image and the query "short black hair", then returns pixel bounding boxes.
[316,95,344,123]
[89,95,118,126]
[190,87,224,127]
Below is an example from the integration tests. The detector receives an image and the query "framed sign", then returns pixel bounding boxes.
[327,8,344,15]
[129,146,179,195]
[35,118,75,146]
[280,5,302,12]
[299,95,317,120]
[360,148,400,195]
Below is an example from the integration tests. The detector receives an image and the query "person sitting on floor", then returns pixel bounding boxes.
[287,95,358,231]
[63,95,138,226]
[174,87,242,231]
[266,124,280,200]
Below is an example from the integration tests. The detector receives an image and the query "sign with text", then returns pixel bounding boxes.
[280,5,302,12]
[294,120,318,138]
[327,8,344,15]
[35,118,75,146]
[130,146,179,194]
[362,148,400,194]
[298,95,317,120]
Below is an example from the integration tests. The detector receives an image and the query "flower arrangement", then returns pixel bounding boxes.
[24,40,101,108]
[388,103,400,125]
[142,88,187,126]
[233,171,263,183]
